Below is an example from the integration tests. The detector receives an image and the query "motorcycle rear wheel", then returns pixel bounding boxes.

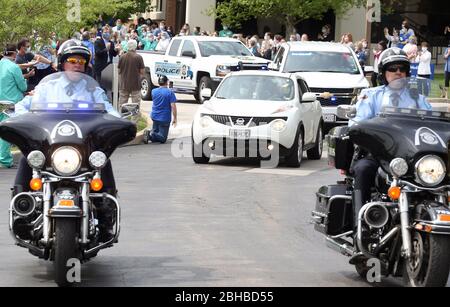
[54,218,79,287]
[403,231,450,287]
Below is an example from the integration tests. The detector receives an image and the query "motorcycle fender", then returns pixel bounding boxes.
[414,202,450,235]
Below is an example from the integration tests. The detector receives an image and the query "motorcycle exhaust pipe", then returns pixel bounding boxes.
[363,203,389,229]
[12,193,36,217]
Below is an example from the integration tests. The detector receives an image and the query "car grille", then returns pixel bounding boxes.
[202,114,287,126]
[318,97,353,107]
[309,88,354,94]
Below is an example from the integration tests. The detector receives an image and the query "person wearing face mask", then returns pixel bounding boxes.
[15,38,52,92]
[143,33,158,51]
[219,25,233,38]
[153,21,168,37]
[94,28,118,83]
[403,35,418,62]
[399,20,415,49]
[155,32,171,52]
[112,19,128,41]
[416,41,432,96]
[0,44,28,168]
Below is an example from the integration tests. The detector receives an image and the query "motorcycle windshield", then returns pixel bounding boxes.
[349,78,450,174]
[0,72,136,157]
[29,72,106,112]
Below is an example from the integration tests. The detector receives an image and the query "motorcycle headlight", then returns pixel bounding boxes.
[389,158,408,177]
[271,119,287,132]
[27,150,46,169]
[51,146,82,176]
[89,151,107,169]
[415,155,446,187]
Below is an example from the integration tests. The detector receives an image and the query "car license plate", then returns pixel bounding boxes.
[230,129,251,140]
[323,114,336,123]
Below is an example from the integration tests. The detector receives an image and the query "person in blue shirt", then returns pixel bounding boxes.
[349,47,431,226]
[398,20,415,49]
[144,75,177,144]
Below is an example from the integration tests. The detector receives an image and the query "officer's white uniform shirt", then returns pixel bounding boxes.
[349,85,432,126]
[15,75,120,117]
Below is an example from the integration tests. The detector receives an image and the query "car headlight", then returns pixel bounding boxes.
[200,116,214,128]
[89,151,107,169]
[389,158,408,177]
[51,146,82,176]
[271,119,287,132]
[27,150,46,169]
[216,65,231,77]
[415,155,446,187]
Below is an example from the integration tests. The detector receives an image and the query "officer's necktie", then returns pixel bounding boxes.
[390,92,400,107]
[66,83,75,97]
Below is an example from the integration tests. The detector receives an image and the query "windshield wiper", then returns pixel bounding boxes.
[216,96,227,99]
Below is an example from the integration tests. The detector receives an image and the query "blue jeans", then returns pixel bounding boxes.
[150,120,170,143]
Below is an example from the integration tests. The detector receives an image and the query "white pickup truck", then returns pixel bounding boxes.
[269,42,371,132]
[137,36,271,103]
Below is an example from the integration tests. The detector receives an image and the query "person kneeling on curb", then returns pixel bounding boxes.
[145,75,177,144]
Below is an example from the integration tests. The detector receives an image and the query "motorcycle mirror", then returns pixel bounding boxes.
[337,105,356,119]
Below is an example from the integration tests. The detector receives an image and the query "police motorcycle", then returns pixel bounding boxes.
[312,78,450,286]
[0,72,137,286]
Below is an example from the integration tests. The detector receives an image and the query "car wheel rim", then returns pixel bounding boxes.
[318,129,323,156]
[298,133,303,163]
[199,81,206,102]
[141,79,148,96]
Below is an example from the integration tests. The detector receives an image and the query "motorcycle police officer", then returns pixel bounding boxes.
[349,47,432,224]
[13,39,120,241]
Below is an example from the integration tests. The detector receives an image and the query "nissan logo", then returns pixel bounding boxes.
[235,118,245,126]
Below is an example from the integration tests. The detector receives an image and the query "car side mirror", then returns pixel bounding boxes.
[337,105,357,119]
[201,88,212,99]
[301,92,316,103]
[182,51,196,58]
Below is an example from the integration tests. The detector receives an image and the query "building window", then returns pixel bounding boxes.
[156,0,163,11]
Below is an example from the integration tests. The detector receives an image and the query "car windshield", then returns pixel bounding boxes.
[215,75,295,101]
[29,72,106,112]
[198,41,253,57]
[285,51,360,74]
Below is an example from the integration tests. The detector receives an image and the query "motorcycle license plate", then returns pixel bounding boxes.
[229,129,251,140]
[323,114,336,122]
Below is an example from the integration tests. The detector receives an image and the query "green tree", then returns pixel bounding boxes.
[209,0,401,36]
[0,0,150,48]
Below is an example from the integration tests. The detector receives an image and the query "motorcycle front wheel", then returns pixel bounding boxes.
[403,231,450,287]
[53,218,79,287]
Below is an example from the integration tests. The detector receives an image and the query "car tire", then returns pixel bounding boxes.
[195,76,212,104]
[141,74,153,101]
[307,125,323,160]
[192,139,210,164]
[285,128,303,168]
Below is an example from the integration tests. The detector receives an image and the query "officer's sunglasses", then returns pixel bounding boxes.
[386,65,408,73]
[66,57,87,65]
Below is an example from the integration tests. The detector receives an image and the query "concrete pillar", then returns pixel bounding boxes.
[185,0,216,33]
[335,7,367,43]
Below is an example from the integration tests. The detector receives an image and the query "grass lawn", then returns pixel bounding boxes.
[429,73,446,98]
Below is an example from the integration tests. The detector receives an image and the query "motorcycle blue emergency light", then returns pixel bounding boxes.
[48,103,58,108]
[78,104,89,109]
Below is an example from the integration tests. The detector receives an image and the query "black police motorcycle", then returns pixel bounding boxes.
[0,72,136,286]
[312,79,450,286]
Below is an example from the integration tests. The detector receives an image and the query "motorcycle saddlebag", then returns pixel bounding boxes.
[313,184,353,236]
[327,126,354,172]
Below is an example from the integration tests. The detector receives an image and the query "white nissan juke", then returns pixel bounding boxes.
[191,71,324,167]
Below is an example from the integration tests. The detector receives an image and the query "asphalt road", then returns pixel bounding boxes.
[0,95,448,287]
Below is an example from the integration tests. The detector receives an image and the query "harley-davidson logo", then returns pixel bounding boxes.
[51,120,83,141]
[57,124,76,136]
[415,127,446,148]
